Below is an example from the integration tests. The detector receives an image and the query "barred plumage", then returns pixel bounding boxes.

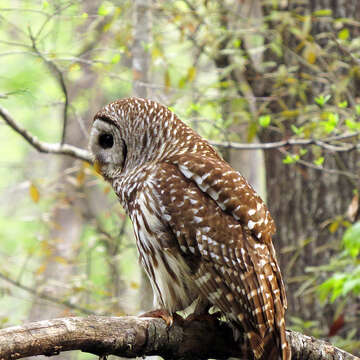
[90,97,290,360]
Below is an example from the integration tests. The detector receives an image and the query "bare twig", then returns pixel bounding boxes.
[0,272,96,316]
[332,34,360,66]
[0,105,92,163]
[28,27,69,145]
[210,131,360,152]
[0,316,357,360]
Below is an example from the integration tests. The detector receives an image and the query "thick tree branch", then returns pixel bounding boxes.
[0,316,357,360]
[0,105,92,163]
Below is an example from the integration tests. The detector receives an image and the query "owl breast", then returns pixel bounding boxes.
[123,170,199,313]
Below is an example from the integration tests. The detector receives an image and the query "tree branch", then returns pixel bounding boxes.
[0,316,357,360]
[0,105,92,163]
[28,26,70,145]
[1,104,359,169]
[209,132,360,152]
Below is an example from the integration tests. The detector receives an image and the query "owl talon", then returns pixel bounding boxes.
[139,309,175,327]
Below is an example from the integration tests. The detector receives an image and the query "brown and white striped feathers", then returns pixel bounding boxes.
[90,97,290,360]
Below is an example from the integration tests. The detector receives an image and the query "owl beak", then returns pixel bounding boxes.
[93,160,102,175]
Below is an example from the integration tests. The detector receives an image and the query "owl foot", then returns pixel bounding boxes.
[185,311,222,324]
[139,309,182,328]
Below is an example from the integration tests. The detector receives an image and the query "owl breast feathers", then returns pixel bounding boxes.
[90,97,290,360]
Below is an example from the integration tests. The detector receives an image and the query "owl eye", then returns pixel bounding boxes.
[98,133,114,149]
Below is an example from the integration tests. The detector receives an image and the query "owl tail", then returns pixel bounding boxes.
[246,328,291,360]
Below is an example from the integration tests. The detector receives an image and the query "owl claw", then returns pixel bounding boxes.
[139,309,176,328]
[186,311,222,324]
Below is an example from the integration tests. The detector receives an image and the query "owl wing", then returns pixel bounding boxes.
[171,152,276,243]
[152,159,288,359]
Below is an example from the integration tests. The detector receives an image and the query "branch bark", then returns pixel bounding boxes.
[0,316,357,360]
[1,104,359,167]
[0,105,92,163]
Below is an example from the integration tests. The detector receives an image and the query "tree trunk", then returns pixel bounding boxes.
[132,0,153,312]
[257,0,360,332]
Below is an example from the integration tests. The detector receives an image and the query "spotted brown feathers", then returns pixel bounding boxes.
[90,97,290,360]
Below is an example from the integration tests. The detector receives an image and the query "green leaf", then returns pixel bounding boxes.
[98,2,111,16]
[342,277,360,295]
[233,39,241,48]
[312,9,332,17]
[328,112,339,123]
[338,100,348,108]
[111,54,121,64]
[356,104,360,115]
[258,115,271,127]
[314,156,324,166]
[291,124,304,135]
[345,118,360,131]
[318,274,346,303]
[315,94,331,106]
[321,112,339,133]
[342,222,360,258]
[338,28,350,40]
[282,154,298,164]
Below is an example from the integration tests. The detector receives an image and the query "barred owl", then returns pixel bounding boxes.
[90,97,290,360]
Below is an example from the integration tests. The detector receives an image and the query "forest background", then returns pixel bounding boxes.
[0,0,359,359]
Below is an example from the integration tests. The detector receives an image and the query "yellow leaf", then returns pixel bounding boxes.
[164,70,171,93]
[76,168,85,185]
[285,77,297,84]
[103,22,112,32]
[54,256,68,265]
[303,44,317,64]
[29,183,40,203]
[104,185,110,194]
[130,281,139,289]
[329,221,339,233]
[281,110,299,118]
[306,51,316,64]
[69,63,80,72]
[187,66,196,82]
[152,47,162,60]
[36,264,46,275]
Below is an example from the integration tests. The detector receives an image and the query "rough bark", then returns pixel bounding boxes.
[0,316,357,360]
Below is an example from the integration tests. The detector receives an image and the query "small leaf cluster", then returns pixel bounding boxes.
[318,222,360,303]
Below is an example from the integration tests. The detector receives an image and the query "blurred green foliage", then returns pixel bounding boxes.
[318,221,360,302]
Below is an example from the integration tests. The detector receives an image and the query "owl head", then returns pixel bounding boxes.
[90,104,127,181]
[90,97,200,181]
